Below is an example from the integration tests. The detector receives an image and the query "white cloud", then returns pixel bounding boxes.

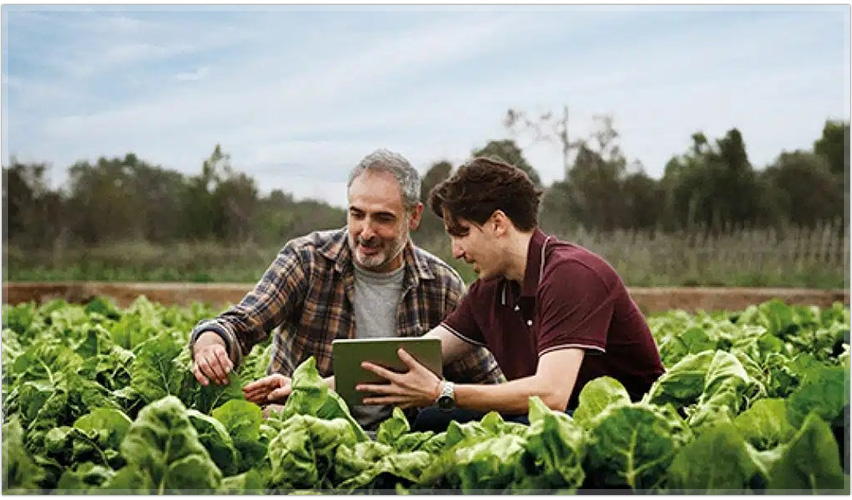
[2,7,848,208]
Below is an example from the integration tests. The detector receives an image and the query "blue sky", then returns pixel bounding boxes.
[2,5,849,208]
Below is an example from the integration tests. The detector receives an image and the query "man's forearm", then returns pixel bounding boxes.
[453,376,568,415]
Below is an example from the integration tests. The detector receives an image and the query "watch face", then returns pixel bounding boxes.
[437,395,454,409]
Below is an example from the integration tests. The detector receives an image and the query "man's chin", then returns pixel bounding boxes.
[355,253,387,270]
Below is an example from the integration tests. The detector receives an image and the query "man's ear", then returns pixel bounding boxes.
[490,210,510,237]
[408,203,424,231]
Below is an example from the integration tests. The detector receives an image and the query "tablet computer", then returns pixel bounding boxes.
[331,337,442,407]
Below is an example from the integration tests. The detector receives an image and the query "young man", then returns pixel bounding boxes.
[357,156,664,420]
[189,149,503,430]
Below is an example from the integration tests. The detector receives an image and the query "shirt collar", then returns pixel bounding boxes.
[520,228,550,298]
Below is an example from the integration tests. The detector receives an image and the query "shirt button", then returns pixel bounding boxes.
[514,305,520,312]
[526,320,533,326]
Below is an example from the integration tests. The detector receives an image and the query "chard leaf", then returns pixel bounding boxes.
[514,397,585,492]
[574,376,632,428]
[113,395,222,493]
[585,403,690,491]
[219,469,267,494]
[733,398,795,450]
[647,350,715,408]
[2,417,46,493]
[55,462,115,493]
[786,365,848,429]
[687,351,750,430]
[767,412,848,493]
[280,357,368,442]
[666,420,760,493]
[212,399,267,471]
[187,409,240,476]
[73,408,133,450]
[130,333,187,404]
[268,415,358,490]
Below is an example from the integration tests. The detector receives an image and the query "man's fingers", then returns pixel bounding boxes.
[214,348,234,374]
[191,363,210,386]
[243,378,269,392]
[268,385,292,401]
[262,404,284,419]
[204,356,229,384]
[356,383,400,396]
[397,348,420,371]
[244,391,267,404]
[361,361,398,382]
[361,396,407,406]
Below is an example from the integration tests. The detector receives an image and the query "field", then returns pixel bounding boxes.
[3,223,849,288]
[1,297,849,494]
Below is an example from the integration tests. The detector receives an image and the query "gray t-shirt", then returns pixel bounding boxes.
[348,263,405,431]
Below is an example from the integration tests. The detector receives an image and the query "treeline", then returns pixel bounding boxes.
[2,115,848,252]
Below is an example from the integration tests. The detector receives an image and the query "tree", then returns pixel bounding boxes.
[2,159,62,247]
[762,151,843,227]
[814,120,850,178]
[504,105,582,178]
[414,160,454,242]
[472,139,542,187]
[661,128,766,232]
[556,115,630,232]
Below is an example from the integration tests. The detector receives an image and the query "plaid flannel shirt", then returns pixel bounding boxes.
[189,227,504,385]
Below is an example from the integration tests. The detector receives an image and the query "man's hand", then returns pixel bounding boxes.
[191,331,234,386]
[263,404,285,419]
[357,348,442,409]
[243,374,292,404]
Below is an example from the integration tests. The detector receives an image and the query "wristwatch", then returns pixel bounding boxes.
[436,381,456,412]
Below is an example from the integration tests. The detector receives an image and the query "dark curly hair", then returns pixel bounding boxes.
[429,156,544,235]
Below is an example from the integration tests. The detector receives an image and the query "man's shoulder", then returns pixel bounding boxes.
[547,240,623,288]
[283,227,347,257]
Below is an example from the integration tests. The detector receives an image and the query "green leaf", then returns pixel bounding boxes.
[515,397,585,492]
[333,440,394,485]
[574,376,632,428]
[452,433,528,492]
[2,417,46,493]
[267,415,359,490]
[686,350,750,430]
[116,395,222,493]
[187,409,240,477]
[219,469,267,494]
[733,398,796,451]
[585,403,691,491]
[280,357,369,442]
[129,333,187,404]
[666,420,760,493]
[55,462,115,493]
[647,350,715,408]
[377,407,411,446]
[767,412,848,493]
[74,408,133,451]
[786,365,848,429]
[212,399,267,471]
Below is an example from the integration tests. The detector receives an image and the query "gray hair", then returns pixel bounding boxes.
[347,149,421,212]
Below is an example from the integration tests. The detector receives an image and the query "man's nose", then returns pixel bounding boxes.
[451,242,464,259]
[360,222,376,241]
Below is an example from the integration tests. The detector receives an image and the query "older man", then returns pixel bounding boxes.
[189,149,503,430]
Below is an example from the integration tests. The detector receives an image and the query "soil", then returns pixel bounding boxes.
[2,282,848,314]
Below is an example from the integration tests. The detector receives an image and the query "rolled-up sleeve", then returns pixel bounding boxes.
[189,245,308,368]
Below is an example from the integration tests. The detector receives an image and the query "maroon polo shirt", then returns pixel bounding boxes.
[441,229,665,409]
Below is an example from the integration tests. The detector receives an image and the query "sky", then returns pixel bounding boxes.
[1,4,849,208]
